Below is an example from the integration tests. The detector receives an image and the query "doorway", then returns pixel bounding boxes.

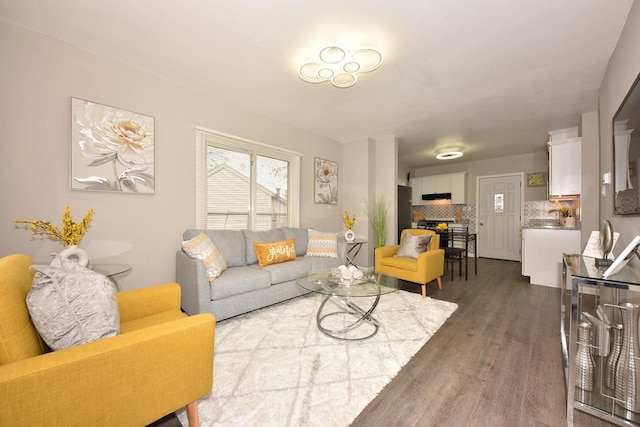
[477,174,523,261]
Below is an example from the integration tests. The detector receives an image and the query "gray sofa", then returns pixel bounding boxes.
[176,227,347,321]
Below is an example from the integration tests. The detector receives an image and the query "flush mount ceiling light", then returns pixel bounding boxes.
[298,46,383,88]
[436,149,464,160]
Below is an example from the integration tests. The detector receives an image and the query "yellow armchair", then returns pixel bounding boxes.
[375,229,445,298]
[0,254,215,427]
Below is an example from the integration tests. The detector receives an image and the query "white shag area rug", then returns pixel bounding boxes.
[177,290,457,427]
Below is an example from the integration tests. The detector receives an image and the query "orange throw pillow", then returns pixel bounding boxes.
[253,238,297,268]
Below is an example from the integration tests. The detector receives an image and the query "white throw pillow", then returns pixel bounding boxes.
[395,233,433,259]
[27,256,120,351]
[182,232,228,281]
[306,229,339,258]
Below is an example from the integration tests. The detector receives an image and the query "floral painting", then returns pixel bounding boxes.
[314,157,338,204]
[71,98,155,193]
[527,172,546,187]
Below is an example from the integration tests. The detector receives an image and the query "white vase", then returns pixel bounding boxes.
[564,217,576,228]
[58,245,89,267]
[344,229,355,242]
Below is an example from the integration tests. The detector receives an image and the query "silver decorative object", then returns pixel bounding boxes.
[575,321,596,391]
[605,323,623,390]
[615,303,640,412]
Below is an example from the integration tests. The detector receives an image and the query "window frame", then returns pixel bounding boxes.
[195,127,301,229]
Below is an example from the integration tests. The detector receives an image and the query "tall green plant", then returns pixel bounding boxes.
[364,194,388,248]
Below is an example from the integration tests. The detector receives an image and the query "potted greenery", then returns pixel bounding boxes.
[364,194,388,248]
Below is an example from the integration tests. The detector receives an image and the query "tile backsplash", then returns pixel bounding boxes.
[412,199,577,231]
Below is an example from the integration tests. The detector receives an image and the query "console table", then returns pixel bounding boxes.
[345,238,366,266]
[562,254,640,426]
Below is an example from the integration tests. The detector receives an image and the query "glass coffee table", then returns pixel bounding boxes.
[296,270,399,340]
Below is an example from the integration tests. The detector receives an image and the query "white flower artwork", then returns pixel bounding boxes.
[314,157,338,204]
[71,98,155,193]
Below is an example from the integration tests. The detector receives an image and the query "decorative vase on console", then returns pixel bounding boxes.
[575,321,596,391]
[615,303,640,412]
[605,323,623,390]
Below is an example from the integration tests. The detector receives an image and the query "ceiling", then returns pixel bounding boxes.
[0,0,635,170]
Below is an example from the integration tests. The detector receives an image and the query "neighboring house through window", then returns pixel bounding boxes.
[195,127,301,230]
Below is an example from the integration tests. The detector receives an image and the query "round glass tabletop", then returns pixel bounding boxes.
[296,270,399,297]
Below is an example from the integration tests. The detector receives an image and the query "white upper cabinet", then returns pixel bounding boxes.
[548,137,582,196]
[410,172,467,205]
[450,173,466,204]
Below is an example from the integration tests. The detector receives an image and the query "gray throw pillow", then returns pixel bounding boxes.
[27,256,120,351]
[395,233,433,259]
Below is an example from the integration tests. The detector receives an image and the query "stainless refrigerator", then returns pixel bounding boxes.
[397,185,413,243]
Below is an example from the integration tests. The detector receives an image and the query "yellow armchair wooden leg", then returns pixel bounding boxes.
[186,401,200,427]
[421,284,427,298]
[437,276,443,290]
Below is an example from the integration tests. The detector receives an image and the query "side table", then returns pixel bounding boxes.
[88,263,132,291]
[346,239,366,266]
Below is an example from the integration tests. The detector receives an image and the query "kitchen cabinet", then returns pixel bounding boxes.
[548,137,582,196]
[522,228,580,287]
[410,172,467,205]
[450,173,466,204]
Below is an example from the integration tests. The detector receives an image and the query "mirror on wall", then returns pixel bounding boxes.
[613,72,640,215]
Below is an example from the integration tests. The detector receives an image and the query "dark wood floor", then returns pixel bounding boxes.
[351,257,614,427]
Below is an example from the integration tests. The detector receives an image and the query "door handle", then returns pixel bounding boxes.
[480,222,484,226]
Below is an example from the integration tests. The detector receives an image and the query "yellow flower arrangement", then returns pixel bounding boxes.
[435,222,448,230]
[14,206,94,246]
[560,206,571,218]
[341,210,356,229]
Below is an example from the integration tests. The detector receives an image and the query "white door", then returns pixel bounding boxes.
[478,175,522,261]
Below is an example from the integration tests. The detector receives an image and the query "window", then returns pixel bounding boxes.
[195,127,300,230]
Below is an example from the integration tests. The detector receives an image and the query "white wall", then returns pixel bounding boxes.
[0,21,347,290]
[599,0,640,255]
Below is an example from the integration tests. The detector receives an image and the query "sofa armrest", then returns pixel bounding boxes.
[116,283,181,323]
[176,250,212,315]
[0,313,215,426]
[337,241,348,264]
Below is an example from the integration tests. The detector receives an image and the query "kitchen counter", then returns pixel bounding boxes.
[522,220,580,230]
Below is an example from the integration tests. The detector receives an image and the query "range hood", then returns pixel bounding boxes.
[422,192,452,201]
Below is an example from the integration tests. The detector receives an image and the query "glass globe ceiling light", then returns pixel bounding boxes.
[298,46,383,88]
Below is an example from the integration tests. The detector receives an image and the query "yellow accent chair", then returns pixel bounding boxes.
[375,229,445,298]
[0,254,215,427]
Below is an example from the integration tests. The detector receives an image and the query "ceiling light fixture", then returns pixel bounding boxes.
[298,46,383,88]
[436,149,463,160]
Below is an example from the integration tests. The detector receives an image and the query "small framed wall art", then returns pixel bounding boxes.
[314,157,338,204]
[527,172,546,187]
[71,98,155,193]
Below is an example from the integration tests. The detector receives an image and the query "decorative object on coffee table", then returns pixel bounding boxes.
[13,206,94,266]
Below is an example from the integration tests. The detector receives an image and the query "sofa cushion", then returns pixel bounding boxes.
[395,233,432,259]
[379,255,418,272]
[27,256,120,351]
[182,232,227,281]
[306,229,338,258]
[243,229,285,265]
[281,227,308,256]
[260,259,310,284]
[183,229,247,267]
[253,238,296,268]
[210,266,272,300]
